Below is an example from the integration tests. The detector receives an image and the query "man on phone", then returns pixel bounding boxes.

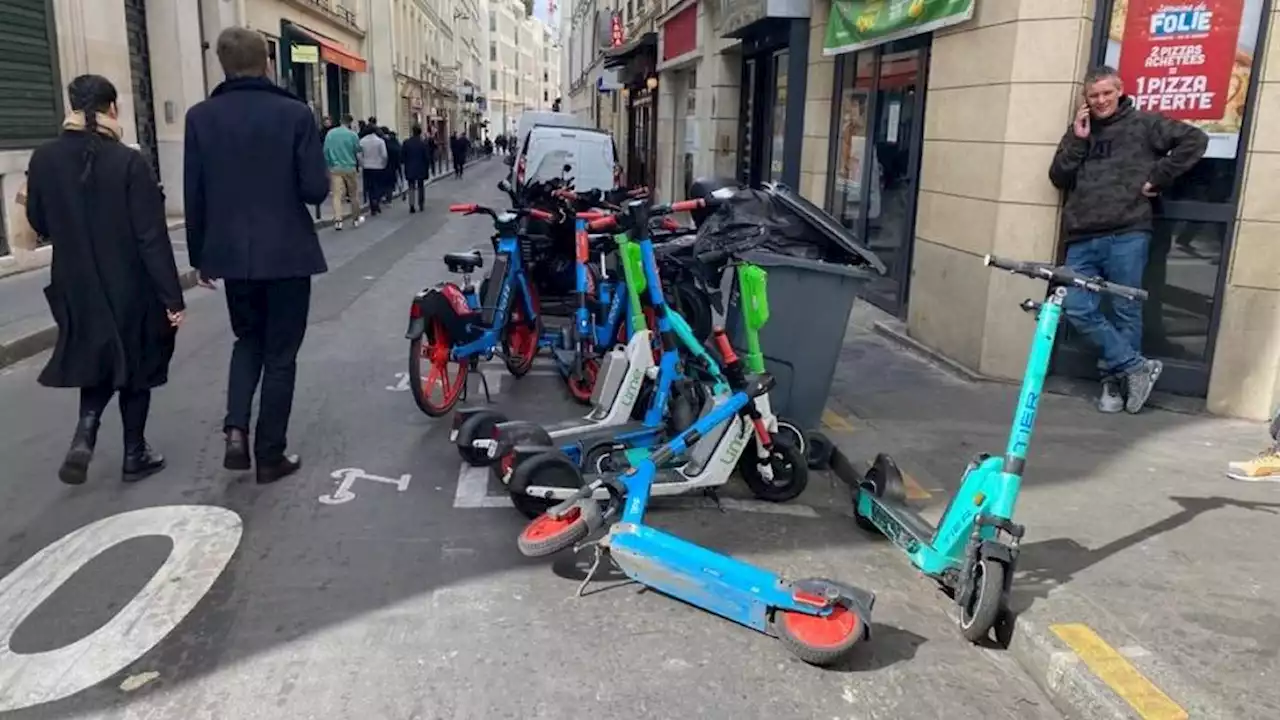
[1048,65,1206,414]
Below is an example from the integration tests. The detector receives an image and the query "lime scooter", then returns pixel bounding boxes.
[853,254,1149,643]
[517,329,874,667]
[506,200,809,518]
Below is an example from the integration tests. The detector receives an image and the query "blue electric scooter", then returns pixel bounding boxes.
[517,328,874,666]
[853,254,1148,643]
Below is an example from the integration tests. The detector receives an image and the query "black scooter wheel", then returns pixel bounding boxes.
[774,418,809,458]
[959,558,1006,644]
[517,507,588,557]
[805,430,834,471]
[739,435,809,502]
[508,451,585,520]
[456,410,506,467]
[774,603,866,667]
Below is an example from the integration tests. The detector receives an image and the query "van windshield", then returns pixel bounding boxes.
[524,128,616,192]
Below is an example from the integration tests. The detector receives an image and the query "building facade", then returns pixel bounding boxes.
[485,0,561,134]
[567,0,1280,421]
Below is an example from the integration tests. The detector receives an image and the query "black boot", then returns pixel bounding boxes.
[224,428,251,471]
[256,454,302,485]
[122,442,166,483]
[59,412,101,485]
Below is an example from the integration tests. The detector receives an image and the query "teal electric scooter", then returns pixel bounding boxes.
[852,254,1148,643]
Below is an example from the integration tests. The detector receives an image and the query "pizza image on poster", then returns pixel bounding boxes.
[1117,1,1245,121]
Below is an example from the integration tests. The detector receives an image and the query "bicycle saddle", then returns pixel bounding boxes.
[443,250,483,273]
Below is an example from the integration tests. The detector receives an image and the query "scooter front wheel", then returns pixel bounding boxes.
[517,507,588,557]
[959,558,1005,643]
[739,436,809,502]
[565,358,599,405]
[774,604,865,667]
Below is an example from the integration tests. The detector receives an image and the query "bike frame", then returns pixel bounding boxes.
[452,225,540,361]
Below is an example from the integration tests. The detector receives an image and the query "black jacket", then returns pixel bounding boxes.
[183,77,329,280]
[27,131,185,390]
[402,136,430,181]
[1049,98,1207,241]
[385,136,402,172]
[450,136,469,160]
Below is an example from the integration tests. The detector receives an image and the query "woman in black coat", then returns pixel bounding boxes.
[25,75,186,485]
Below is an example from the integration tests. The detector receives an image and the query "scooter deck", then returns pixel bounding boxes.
[559,422,660,455]
[861,494,938,548]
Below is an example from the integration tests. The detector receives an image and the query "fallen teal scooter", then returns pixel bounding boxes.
[852,254,1148,643]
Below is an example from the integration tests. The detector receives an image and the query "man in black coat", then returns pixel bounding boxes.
[184,27,329,484]
[401,124,430,213]
[382,127,402,203]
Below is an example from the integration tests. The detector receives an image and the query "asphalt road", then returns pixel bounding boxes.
[0,162,1060,720]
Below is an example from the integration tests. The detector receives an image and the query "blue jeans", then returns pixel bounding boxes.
[1062,231,1150,376]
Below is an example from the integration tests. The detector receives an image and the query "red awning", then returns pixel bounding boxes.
[295,26,367,73]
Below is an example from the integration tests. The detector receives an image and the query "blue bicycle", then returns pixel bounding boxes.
[517,329,875,666]
[405,200,558,417]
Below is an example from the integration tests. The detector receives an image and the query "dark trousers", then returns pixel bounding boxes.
[224,278,311,463]
[81,386,150,450]
[427,154,437,177]
[453,156,464,177]
[363,168,382,213]
[408,178,425,208]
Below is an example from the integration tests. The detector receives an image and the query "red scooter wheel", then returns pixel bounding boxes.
[566,358,599,405]
[774,605,865,667]
[517,507,588,557]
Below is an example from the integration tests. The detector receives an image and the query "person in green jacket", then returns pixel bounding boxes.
[323,114,363,230]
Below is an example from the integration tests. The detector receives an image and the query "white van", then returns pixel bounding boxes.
[513,111,591,156]
[513,124,621,194]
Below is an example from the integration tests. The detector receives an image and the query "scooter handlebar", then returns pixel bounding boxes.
[712,327,738,364]
[527,208,555,222]
[449,203,478,213]
[587,214,619,232]
[984,254,1148,301]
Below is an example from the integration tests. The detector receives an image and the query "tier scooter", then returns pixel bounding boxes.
[517,329,874,666]
[853,254,1149,643]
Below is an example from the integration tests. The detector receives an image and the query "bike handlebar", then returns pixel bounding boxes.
[984,254,1148,301]
[449,204,555,223]
[712,327,738,365]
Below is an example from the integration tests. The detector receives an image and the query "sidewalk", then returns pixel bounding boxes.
[0,160,486,368]
[823,300,1277,720]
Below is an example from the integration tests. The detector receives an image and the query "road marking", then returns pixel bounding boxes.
[821,408,856,432]
[1050,623,1188,720]
[902,470,932,501]
[387,371,410,391]
[454,465,514,508]
[0,506,242,712]
[452,464,820,517]
[320,468,412,505]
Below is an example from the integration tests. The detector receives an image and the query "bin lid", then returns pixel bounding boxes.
[757,182,887,275]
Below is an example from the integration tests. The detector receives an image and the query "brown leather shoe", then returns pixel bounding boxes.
[224,428,251,471]
[256,454,302,485]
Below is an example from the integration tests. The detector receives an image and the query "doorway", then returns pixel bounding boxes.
[124,0,159,177]
[825,35,930,315]
[739,48,788,186]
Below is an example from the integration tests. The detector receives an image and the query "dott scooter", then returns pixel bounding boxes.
[405,198,558,417]
[853,254,1148,643]
[517,329,874,667]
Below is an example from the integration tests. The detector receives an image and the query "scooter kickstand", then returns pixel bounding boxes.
[703,488,726,513]
[572,540,611,598]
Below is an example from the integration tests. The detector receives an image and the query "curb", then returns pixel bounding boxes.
[0,158,493,370]
[827,438,1180,720]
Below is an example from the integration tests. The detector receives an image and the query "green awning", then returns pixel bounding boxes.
[824,0,975,56]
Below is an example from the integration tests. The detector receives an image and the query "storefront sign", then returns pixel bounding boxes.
[662,4,699,62]
[1107,0,1261,159]
[824,0,974,56]
[290,44,319,64]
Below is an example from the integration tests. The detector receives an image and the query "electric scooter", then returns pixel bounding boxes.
[517,329,874,667]
[405,196,560,417]
[853,254,1148,643]
[504,203,808,518]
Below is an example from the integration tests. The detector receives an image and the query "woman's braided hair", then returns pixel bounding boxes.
[66,74,118,184]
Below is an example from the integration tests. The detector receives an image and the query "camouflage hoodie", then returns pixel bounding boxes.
[1048,97,1207,242]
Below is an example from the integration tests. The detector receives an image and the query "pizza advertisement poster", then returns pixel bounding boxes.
[1105,0,1266,159]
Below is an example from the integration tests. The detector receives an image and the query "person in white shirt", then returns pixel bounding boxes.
[358,129,388,215]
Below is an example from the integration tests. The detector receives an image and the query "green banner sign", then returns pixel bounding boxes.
[824,0,975,56]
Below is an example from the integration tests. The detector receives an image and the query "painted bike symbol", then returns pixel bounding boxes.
[319,467,412,505]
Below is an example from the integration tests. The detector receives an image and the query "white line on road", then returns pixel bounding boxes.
[453,465,514,508]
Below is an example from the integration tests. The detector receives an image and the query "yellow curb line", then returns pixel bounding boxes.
[1050,623,1188,720]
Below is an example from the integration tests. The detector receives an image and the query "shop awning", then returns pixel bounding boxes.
[293,26,367,73]
[603,32,657,69]
[824,0,974,56]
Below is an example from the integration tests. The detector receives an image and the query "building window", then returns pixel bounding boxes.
[544,90,548,102]
[543,70,548,82]
[489,10,496,32]
[515,78,520,94]
[490,41,497,61]
[491,70,497,90]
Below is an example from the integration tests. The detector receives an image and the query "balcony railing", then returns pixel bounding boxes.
[285,0,364,33]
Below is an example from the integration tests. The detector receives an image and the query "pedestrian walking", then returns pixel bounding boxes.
[402,124,430,213]
[495,133,506,156]
[316,115,333,221]
[1227,409,1280,482]
[323,113,364,230]
[426,131,439,178]
[1048,65,1206,414]
[359,127,388,215]
[450,132,469,178]
[25,74,186,485]
[184,27,329,484]
[383,128,402,204]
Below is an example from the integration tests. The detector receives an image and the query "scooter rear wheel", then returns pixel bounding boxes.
[565,358,599,405]
[508,451,586,519]
[517,507,588,557]
[503,307,540,377]
[774,604,865,667]
[456,410,506,467]
[739,436,809,502]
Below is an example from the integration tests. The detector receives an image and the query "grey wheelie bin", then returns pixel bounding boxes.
[726,251,877,431]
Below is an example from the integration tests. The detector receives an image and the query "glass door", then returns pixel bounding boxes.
[765,50,788,183]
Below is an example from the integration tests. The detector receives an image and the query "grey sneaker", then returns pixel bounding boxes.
[1123,359,1163,414]
[1097,377,1124,413]
[334,221,343,231]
